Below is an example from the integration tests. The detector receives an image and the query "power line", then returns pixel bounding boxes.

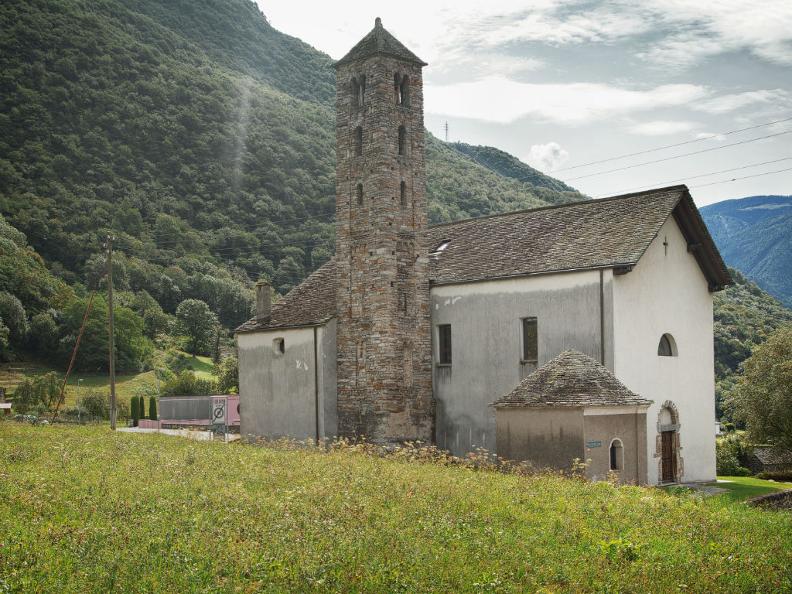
[689,165,792,190]
[563,129,792,182]
[593,156,792,198]
[555,114,792,172]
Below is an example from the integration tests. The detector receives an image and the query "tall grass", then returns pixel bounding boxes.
[0,423,790,592]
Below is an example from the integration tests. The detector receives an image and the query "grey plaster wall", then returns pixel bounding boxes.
[318,319,338,439]
[238,326,323,441]
[495,408,584,469]
[431,271,613,456]
[583,410,649,484]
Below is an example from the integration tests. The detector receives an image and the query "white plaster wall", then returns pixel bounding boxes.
[612,216,716,484]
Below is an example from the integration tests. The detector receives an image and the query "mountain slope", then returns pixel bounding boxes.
[0,0,583,306]
[449,142,581,197]
[701,195,792,307]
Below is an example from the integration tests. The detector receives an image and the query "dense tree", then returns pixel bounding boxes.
[727,325,792,450]
[175,299,218,355]
[0,292,28,346]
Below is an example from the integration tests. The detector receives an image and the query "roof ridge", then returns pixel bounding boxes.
[428,184,689,229]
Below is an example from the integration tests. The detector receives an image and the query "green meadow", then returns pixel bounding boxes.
[1,423,790,593]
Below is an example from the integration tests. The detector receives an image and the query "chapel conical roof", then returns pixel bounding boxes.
[492,351,653,408]
[335,17,427,68]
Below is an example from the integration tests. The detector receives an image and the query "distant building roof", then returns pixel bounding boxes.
[236,185,731,333]
[751,446,792,466]
[335,17,427,68]
[427,185,730,287]
[492,351,653,408]
[236,260,337,333]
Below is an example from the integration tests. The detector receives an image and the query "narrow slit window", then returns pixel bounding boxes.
[395,73,409,105]
[354,126,363,156]
[400,181,407,207]
[398,125,406,156]
[273,338,285,355]
[522,317,538,362]
[438,324,452,365]
[356,183,363,206]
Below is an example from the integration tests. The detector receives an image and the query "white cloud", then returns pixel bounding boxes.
[628,120,698,136]
[425,77,707,124]
[693,89,790,114]
[524,142,569,172]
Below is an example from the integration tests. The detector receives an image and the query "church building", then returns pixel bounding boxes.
[235,18,731,485]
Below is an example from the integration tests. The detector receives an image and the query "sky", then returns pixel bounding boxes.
[256,0,792,206]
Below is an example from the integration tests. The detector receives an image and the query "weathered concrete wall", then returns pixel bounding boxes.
[495,408,584,470]
[238,326,324,441]
[583,408,648,484]
[612,217,716,484]
[431,270,613,456]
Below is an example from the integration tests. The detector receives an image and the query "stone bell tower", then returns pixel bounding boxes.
[334,18,433,441]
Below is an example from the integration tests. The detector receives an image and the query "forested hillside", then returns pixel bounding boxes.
[714,268,792,418]
[701,195,792,307]
[0,0,581,318]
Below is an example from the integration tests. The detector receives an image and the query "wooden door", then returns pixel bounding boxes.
[661,431,676,482]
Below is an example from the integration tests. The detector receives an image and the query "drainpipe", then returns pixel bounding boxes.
[313,326,320,445]
[599,270,605,365]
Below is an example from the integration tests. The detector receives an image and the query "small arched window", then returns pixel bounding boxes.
[609,439,623,471]
[356,183,363,206]
[657,333,677,357]
[398,125,406,156]
[354,126,363,156]
[395,73,409,105]
[400,181,407,207]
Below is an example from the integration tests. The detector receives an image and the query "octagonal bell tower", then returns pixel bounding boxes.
[334,18,433,441]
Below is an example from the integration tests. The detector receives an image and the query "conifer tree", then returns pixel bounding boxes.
[149,395,157,421]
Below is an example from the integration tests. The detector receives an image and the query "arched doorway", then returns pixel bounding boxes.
[656,401,681,483]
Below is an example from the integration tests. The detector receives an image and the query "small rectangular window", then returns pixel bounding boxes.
[522,317,537,362]
[438,324,452,365]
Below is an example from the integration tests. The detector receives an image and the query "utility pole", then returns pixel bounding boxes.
[106,235,117,430]
[444,120,449,142]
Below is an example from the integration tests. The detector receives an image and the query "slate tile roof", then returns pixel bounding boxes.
[491,351,653,408]
[751,446,792,466]
[235,260,337,333]
[236,185,731,333]
[427,185,729,286]
[336,18,427,68]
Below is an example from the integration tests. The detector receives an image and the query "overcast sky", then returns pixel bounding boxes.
[257,0,792,206]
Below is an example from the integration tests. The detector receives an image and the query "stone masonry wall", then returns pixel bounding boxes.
[335,52,433,442]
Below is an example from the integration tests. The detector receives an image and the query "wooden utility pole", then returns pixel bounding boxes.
[106,235,117,430]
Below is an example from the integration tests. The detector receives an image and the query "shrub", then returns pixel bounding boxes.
[131,395,139,426]
[12,372,60,414]
[137,395,145,420]
[148,395,157,420]
[716,434,751,476]
[161,370,217,396]
[77,390,109,420]
[755,470,792,481]
[216,355,238,394]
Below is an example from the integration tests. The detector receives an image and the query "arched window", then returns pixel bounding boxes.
[356,183,363,206]
[354,126,363,156]
[398,125,406,156]
[395,73,409,105]
[609,439,623,471]
[400,181,407,207]
[657,333,677,357]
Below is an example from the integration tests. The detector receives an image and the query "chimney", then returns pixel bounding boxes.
[255,280,271,320]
